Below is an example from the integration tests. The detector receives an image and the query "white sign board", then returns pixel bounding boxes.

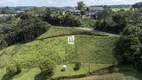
[68,35,75,44]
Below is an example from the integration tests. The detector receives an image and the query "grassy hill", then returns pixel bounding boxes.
[0,27,119,80]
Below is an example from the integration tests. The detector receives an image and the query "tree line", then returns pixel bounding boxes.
[0,10,51,50]
[116,24,142,72]
[95,7,142,34]
[133,2,142,9]
[0,7,16,14]
[41,8,82,27]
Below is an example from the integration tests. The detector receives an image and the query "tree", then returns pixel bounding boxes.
[74,62,81,71]
[97,7,113,20]
[0,38,8,49]
[3,63,22,80]
[121,24,141,36]
[112,11,127,33]
[77,1,86,10]
[2,16,51,47]
[139,30,142,43]
[116,24,142,72]
[42,8,82,27]
[133,2,142,9]
[0,7,16,14]
[77,1,87,15]
[17,11,34,20]
[37,58,56,80]
[118,35,141,62]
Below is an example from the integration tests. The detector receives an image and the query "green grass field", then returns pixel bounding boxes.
[16,10,24,13]
[0,26,120,79]
[0,14,16,17]
[111,8,130,12]
[0,36,118,67]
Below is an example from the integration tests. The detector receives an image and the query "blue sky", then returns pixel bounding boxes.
[0,0,142,7]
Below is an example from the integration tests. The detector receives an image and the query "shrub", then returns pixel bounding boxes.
[113,67,119,72]
[38,58,56,79]
[6,63,22,77]
[74,62,81,71]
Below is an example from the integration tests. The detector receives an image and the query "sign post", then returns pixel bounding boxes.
[64,35,75,64]
[68,35,75,44]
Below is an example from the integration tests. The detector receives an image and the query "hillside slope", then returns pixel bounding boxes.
[0,27,120,80]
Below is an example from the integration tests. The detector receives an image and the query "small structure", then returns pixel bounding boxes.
[70,9,81,15]
[62,65,67,71]
[65,8,81,15]
[68,35,75,44]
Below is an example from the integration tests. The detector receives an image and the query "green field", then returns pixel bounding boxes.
[16,10,24,13]
[0,14,15,17]
[0,27,120,79]
[111,8,130,12]
[0,35,117,66]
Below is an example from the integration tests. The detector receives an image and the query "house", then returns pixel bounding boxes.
[69,9,81,15]
[65,8,81,15]
[87,6,103,18]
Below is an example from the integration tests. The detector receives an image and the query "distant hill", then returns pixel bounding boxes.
[7,6,73,10]
[0,4,133,11]
[14,6,34,10]
[108,5,132,8]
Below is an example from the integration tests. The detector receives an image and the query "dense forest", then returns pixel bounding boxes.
[0,9,51,49]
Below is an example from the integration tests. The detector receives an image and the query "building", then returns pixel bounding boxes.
[65,8,81,15]
[87,6,103,18]
[70,9,81,15]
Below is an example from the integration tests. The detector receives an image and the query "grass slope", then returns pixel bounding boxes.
[0,35,118,67]
[75,35,118,64]
[0,27,119,79]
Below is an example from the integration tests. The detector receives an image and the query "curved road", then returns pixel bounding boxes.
[62,27,120,37]
[76,27,120,37]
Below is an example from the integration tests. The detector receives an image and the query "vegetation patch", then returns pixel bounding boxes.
[37,27,107,40]
[0,29,118,79]
[111,8,130,12]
